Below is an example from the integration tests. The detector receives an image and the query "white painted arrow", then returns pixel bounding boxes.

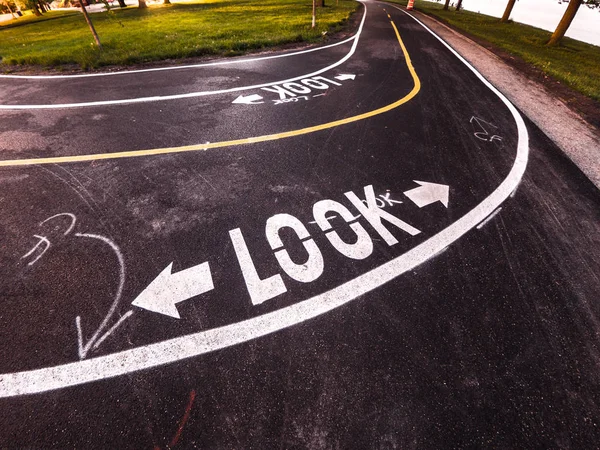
[232,94,264,105]
[334,74,356,81]
[132,262,214,319]
[403,181,450,208]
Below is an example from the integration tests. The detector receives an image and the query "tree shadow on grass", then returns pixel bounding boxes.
[0,12,81,30]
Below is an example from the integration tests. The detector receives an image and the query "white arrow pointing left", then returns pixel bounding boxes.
[334,74,356,81]
[132,262,214,319]
[232,94,264,105]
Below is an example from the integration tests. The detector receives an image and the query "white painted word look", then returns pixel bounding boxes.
[229,185,421,305]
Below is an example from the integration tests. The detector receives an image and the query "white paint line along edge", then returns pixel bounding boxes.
[0,5,529,397]
[0,17,361,80]
[0,6,367,109]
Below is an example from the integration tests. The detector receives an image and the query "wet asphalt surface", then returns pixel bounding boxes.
[1,1,600,448]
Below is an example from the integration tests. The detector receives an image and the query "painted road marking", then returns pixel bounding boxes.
[0,5,368,110]
[133,185,420,316]
[262,76,341,99]
[476,207,503,230]
[230,185,420,306]
[233,75,355,106]
[0,16,529,397]
[132,262,214,319]
[335,74,356,81]
[403,181,450,208]
[0,13,363,80]
[232,94,265,105]
[0,20,417,167]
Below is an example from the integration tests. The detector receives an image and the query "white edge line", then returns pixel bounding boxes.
[0,5,367,110]
[0,5,528,397]
[0,25,358,80]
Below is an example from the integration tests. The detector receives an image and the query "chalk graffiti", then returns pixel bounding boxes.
[20,213,77,267]
[363,189,404,208]
[308,189,401,224]
[20,235,51,267]
[21,213,132,359]
[273,96,310,105]
[470,116,503,143]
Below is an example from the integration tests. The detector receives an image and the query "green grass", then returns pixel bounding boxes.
[387,0,600,102]
[0,0,358,70]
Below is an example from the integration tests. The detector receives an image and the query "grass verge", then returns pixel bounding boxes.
[386,0,600,103]
[0,0,359,70]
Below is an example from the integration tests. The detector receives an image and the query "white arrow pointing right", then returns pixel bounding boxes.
[232,93,264,105]
[403,181,450,208]
[132,262,214,319]
[334,74,356,81]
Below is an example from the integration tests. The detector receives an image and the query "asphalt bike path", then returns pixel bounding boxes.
[0,1,599,447]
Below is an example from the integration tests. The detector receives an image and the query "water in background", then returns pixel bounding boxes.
[459,0,600,46]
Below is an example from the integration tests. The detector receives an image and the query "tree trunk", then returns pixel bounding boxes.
[500,0,516,22]
[117,0,126,7]
[32,3,42,15]
[455,0,463,11]
[312,0,316,28]
[317,0,325,6]
[164,0,170,4]
[79,2,102,48]
[138,0,147,8]
[547,0,581,46]
[37,0,47,12]
[443,0,450,10]
[5,1,17,18]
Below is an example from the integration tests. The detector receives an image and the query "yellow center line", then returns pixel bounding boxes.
[0,21,420,168]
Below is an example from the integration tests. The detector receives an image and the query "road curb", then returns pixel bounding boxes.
[392,4,600,189]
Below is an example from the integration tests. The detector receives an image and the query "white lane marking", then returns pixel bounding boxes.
[0,31,359,80]
[0,6,529,397]
[0,6,367,110]
[476,207,502,230]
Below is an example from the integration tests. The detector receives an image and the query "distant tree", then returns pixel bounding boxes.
[443,0,450,10]
[138,0,146,8]
[26,0,42,15]
[547,0,599,46]
[1,0,17,18]
[501,0,517,22]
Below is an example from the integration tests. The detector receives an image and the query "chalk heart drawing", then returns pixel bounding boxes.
[0,8,528,397]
